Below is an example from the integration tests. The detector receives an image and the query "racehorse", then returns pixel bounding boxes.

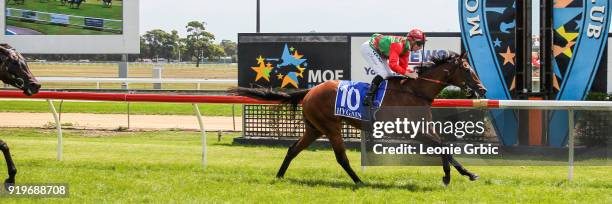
[0,44,41,188]
[68,0,85,9]
[102,0,112,8]
[230,52,487,186]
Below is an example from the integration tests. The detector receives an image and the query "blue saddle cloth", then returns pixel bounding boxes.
[334,80,387,120]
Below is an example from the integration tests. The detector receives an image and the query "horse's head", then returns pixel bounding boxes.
[447,53,486,98]
[417,52,486,98]
[0,44,40,96]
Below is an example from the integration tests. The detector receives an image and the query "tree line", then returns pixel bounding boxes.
[24,21,237,67]
[140,21,237,67]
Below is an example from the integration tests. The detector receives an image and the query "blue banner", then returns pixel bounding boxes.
[50,14,69,25]
[548,0,611,147]
[459,0,518,146]
[84,18,104,29]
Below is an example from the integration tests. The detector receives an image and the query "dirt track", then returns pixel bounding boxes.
[0,112,242,131]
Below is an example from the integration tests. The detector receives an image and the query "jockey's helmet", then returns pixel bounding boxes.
[407,28,426,46]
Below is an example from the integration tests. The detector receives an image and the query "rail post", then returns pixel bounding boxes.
[152,64,163,90]
[568,108,575,181]
[193,103,207,170]
[232,105,236,131]
[127,102,131,129]
[47,99,63,161]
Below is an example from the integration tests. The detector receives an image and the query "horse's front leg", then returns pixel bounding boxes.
[0,139,17,188]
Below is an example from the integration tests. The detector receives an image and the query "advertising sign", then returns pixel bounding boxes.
[350,35,462,83]
[239,35,350,89]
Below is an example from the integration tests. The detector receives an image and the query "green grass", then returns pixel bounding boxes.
[0,128,611,203]
[7,0,123,19]
[6,0,122,35]
[0,100,242,116]
[7,19,117,35]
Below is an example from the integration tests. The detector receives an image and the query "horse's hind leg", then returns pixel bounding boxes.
[276,120,322,178]
[327,129,362,184]
[419,134,454,185]
[448,154,479,181]
[442,155,451,186]
[0,140,17,188]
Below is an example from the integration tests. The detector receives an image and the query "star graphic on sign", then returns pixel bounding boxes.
[251,62,271,82]
[556,26,579,43]
[553,41,576,58]
[293,50,304,59]
[281,72,299,88]
[277,44,307,68]
[277,73,284,79]
[554,0,574,8]
[499,46,515,66]
[493,38,502,47]
[256,55,265,65]
[297,66,306,77]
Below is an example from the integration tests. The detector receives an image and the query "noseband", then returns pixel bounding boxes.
[416,59,469,90]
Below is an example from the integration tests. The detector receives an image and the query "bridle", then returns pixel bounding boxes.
[0,49,25,88]
[416,59,465,88]
[415,57,481,98]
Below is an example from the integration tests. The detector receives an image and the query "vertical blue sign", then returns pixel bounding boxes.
[459,0,519,146]
[549,0,611,147]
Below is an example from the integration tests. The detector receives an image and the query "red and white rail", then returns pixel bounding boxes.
[0,90,610,175]
[1,90,609,109]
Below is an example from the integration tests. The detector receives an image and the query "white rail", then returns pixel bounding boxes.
[37,77,236,84]
[36,77,237,89]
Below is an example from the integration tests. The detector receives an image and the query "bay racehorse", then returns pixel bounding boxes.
[102,0,112,8]
[0,44,41,188]
[69,0,85,9]
[231,52,487,186]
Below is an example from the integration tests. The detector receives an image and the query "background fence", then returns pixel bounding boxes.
[243,104,360,139]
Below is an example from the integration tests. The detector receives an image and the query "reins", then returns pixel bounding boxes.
[383,57,469,102]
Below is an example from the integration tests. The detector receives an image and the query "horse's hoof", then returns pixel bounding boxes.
[4,178,15,190]
[469,174,480,181]
[442,176,450,186]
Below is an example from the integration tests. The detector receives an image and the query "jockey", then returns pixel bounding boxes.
[361,28,426,106]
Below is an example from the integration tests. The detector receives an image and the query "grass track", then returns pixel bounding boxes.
[0,128,611,203]
[6,0,123,35]
[0,63,237,90]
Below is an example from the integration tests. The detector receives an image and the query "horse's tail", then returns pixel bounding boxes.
[228,87,310,106]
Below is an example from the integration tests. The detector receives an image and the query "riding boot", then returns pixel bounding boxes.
[364,75,384,107]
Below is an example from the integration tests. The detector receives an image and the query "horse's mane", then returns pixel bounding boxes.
[414,52,462,75]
